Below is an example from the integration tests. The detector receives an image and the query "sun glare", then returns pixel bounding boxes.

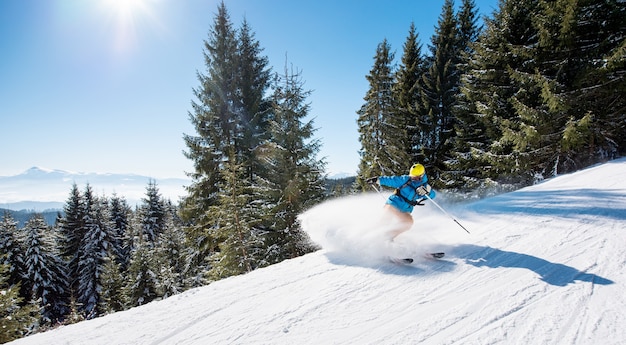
[103,0,148,17]
[99,0,157,56]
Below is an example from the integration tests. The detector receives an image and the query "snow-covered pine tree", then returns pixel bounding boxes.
[0,211,27,300]
[153,201,186,297]
[261,65,326,264]
[357,39,398,188]
[0,263,37,343]
[109,194,132,272]
[139,180,166,245]
[123,237,159,307]
[22,214,70,325]
[76,185,113,319]
[207,153,264,280]
[99,251,126,314]
[58,183,84,297]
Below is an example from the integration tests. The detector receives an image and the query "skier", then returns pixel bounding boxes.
[366,163,436,241]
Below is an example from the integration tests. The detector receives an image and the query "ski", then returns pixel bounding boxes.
[389,257,414,264]
[428,252,445,259]
[389,252,445,264]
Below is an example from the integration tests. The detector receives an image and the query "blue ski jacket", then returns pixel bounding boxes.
[378,174,436,213]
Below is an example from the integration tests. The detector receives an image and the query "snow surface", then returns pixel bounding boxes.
[9,159,626,345]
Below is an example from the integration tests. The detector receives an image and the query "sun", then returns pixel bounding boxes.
[99,0,156,56]
[102,0,148,17]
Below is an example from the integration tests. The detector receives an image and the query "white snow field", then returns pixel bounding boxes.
[10,159,626,345]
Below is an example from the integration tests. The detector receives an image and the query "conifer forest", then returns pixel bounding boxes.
[2,0,624,341]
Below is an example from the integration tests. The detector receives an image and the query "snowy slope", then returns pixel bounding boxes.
[9,159,626,345]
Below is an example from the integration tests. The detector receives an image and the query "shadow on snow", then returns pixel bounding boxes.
[454,244,614,287]
[323,244,614,286]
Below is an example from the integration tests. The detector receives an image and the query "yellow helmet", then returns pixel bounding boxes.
[409,163,425,177]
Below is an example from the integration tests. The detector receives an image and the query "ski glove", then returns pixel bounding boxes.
[366,177,378,185]
[417,184,431,196]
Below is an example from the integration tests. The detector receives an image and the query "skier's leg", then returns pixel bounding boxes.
[382,204,413,240]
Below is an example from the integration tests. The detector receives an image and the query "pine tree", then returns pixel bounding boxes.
[99,251,126,314]
[181,2,272,284]
[124,238,159,307]
[139,180,166,245]
[153,208,186,298]
[489,0,626,180]
[58,183,84,297]
[497,0,573,180]
[236,18,272,178]
[76,186,113,319]
[206,154,263,280]
[461,0,541,186]
[357,39,398,188]
[442,0,484,189]
[394,22,427,164]
[420,0,461,184]
[22,214,70,325]
[0,263,37,343]
[109,194,132,272]
[0,211,27,299]
[262,65,326,264]
[588,12,626,158]
[536,0,626,171]
[181,2,238,277]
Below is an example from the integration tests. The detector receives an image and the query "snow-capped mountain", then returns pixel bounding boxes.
[8,158,625,344]
[0,167,190,210]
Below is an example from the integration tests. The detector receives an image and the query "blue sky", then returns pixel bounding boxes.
[0,0,499,179]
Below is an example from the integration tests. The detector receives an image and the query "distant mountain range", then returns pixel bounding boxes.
[0,167,190,211]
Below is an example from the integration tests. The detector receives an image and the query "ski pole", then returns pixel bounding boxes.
[423,194,471,234]
[370,183,387,201]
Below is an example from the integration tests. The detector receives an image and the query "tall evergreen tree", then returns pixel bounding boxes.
[58,183,84,297]
[533,0,626,172]
[76,186,113,318]
[262,65,326,264]
[482,0,626,181]
[22,215,70,325]
[461,0,542,186]
[420,0,461,184]
[181,2,238,276]
[442,0,484,188]
[394,22,427,164]
[181,3,271,283]
[236,18,272,178]
[357,39,397,188]
[108,194,132,271]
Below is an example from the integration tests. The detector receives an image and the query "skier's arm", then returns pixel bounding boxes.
[378,175,408,188]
